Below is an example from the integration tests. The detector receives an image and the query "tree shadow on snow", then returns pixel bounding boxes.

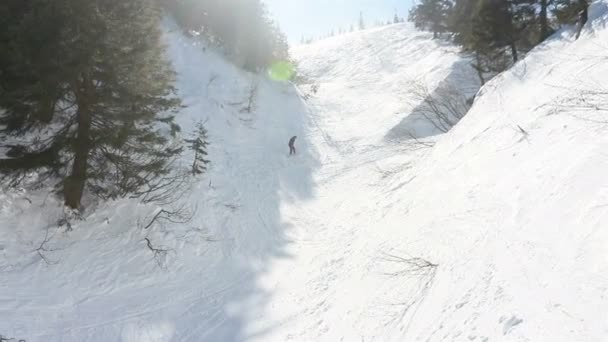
[384,60,481,142]
[164,63,316,342]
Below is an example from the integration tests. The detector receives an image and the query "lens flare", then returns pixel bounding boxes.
[268,61,295,81]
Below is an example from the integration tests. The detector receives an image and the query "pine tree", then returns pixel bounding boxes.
[448,0,536,65]
[163,0,290,71]
[394,12,400,24]
[552,0,585,25]
[450,0,552,46]
[408,0,453,38]
[475,0,537,62]
[0,1,67,132]
[185,122,210,175]
[448,0,511,84]
[358,12,366,30]
[230,0,287,70]
[0,0,182,209]
[449,0,476,45]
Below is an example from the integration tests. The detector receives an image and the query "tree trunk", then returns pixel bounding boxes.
[432,19,439,39]
[473,51,486,86]
[64,77,93,209]
[506,7,518,63]
[510,41,518,63]
[35,96,56,123]
[540,0,548,42]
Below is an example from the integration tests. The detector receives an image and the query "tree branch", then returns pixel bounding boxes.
[144,237,171,269]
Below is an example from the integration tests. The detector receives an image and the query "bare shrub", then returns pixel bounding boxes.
[0,334,26,342]
[184,120,211,176]
[379,252,439,327]
[543,83,608,123]
[408,81,472,134]
[34,226,59,265]
[470,48,512,85]
[240,81,259,113]
[144,237,172,269]
[555,87,608,114]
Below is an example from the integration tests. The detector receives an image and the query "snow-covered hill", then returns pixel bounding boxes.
[295,23,480,145]
[2,3,608,341]
[378,6,608,340]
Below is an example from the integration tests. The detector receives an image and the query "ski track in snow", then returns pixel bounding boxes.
[2,4,608,341]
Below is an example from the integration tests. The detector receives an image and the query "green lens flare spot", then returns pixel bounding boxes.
[268,61,295,81]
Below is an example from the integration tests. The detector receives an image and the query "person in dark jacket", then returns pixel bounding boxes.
[575,0,589,39]
[288,136,297,155]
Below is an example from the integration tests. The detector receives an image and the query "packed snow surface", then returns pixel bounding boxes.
[2,4,608,341]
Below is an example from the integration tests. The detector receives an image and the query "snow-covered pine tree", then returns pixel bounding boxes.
[0,0,183,209]
[164,0,289,72]
[185,122,210,176]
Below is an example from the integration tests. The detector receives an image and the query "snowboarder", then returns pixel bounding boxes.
[575,0,589,40]
[288,136,297,155]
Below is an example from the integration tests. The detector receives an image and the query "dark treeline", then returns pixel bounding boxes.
[163,0,289,71]
[0,0,208,210]
[409,0,589,83]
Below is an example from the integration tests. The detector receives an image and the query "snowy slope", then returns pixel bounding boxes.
[379,5,608,340]
[1,19,318,341]
[2,4,608,342]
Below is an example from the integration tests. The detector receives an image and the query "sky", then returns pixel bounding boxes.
[263,0,414,43]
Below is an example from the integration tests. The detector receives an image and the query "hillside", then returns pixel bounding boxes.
[295,23,480,144]
[2,3,608,341]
